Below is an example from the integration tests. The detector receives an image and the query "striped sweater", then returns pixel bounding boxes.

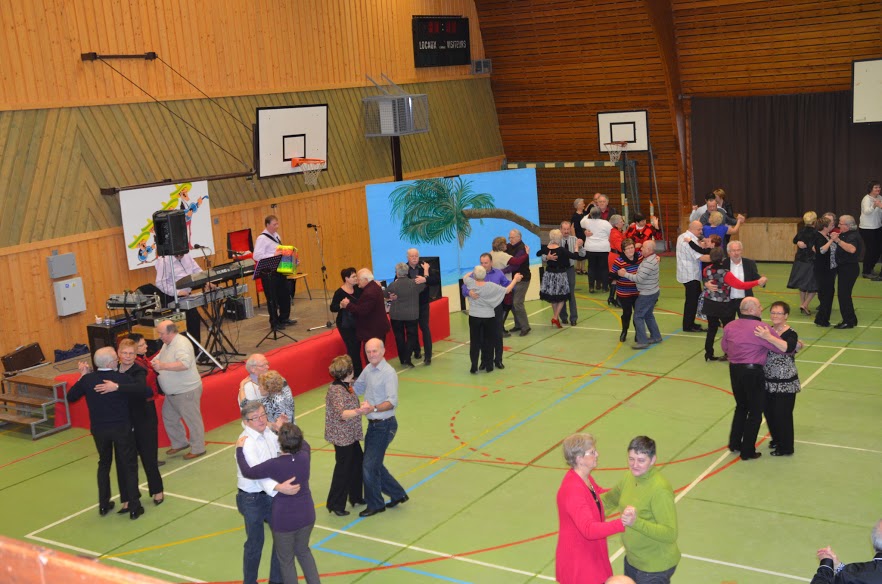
[621,254,660,295]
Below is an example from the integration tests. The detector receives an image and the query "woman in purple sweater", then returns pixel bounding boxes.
[236,424,321,584]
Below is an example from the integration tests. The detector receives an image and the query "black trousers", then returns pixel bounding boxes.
[326,441,364,512]
[261,273,292,327]
[836,263,859,325]
[338,326,363,377]
[391,319,419,365]
[764,392,796,454]
[493,303,505,364]
[586,251,608,289]
[682,280,701,329]
[859,226,882,275]
[704,302,736,357]
[93,424,140,508]
[120,402,164,499]
[728,364,766,458]
[415,302,432,358]
[469,315,496,369]
[619,296,637,332]
[814,265,836,326]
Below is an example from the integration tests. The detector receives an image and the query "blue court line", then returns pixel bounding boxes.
[313,546,473,583]
[315,329,679,550]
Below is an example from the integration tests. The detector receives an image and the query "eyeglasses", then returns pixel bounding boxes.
[584,449,598,457]
[246,413,268,422]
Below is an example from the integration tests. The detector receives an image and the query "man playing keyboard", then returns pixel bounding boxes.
[155,253,209,345]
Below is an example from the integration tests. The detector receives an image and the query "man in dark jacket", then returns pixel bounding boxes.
[809,519,882,583]
[69,347,150,518]
[340,269,391,360]
[505,229,533,336]
[405,248,440,365]
[722,240,761,317]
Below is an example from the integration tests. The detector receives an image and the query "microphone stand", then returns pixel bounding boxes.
[306,224,335,332]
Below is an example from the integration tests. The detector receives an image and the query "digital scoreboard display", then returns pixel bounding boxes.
[412,16,470,68]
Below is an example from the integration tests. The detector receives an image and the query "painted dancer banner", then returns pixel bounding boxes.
[120,181,214,271]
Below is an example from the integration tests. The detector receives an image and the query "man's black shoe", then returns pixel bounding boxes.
[495,361,505,370]
[99,501,115,516]
[359,507,385,518]
[385,495,409,509]
[834,322,855,329]
[741,452,762,461]
[279,319,297,325]
[414,351,422,359]
[519,328,531,337]
[423,356,431,365]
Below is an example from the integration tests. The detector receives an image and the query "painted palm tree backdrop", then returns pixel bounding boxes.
[389,177,541,248]
[366,169,541,287]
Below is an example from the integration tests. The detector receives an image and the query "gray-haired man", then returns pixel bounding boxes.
[558,220,586,326]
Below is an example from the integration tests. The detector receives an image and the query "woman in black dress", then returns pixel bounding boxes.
[571,198,588,275]
[330,267,363,376]
[787,211,819,315]
[537,229,581,328]
[755,301,801,456]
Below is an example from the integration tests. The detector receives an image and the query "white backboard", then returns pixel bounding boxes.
[256,104,328,178]
[597,110,649,153]
[853,59,882,124]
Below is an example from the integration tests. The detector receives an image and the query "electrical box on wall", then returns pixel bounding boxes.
[47,252,78,278]
[53,277,87,316]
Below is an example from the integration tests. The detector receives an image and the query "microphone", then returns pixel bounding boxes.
[306,223,319,229]
[193,244,206,249]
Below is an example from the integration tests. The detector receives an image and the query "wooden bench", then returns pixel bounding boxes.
[0,374,71,439]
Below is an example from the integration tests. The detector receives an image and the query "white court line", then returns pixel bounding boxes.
[609,449,733,564]
[314,525,555,581]
[682,553,808,582]
[298,403,326,417]
[797,359,882,370]
[26,535,205,583]
[801,347,846,388]
[795,440,882,454]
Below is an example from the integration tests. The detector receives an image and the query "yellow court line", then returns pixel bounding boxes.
[102,526,244,559]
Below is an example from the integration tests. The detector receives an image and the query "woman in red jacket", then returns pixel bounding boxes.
[556,433,635,584]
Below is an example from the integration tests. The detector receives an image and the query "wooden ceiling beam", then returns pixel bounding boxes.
[642,0,689,208]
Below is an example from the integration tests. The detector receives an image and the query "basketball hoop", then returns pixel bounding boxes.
[604,141,628,163]
[291,158,326,186]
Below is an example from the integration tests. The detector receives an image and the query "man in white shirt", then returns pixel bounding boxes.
[253,215,295,330]
[154,253,204,343]
[236,401,299,584]
[675,221,710,332]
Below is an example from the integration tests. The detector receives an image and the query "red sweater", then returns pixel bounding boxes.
[556,469,625,584]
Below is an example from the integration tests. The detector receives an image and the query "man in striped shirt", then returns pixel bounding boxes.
[618,240,662,349]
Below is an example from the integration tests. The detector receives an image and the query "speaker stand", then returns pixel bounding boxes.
[256,324,296,348]
[186,331,225,374]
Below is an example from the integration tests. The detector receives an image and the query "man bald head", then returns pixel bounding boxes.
[605,576,636,584]
[740,296,762,317]
[688,220,704,236]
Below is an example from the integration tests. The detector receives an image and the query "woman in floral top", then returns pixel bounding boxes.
[323,355,368,516]
[257,370,295,429]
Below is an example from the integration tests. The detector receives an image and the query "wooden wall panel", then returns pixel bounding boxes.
[0,78,503,247]
[0,0,487,111]
[475,0,683,237]
[673,0,882,96]
[0,156,504,358]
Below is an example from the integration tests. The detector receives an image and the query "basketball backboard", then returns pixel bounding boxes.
[597,110,649,153]
[255,104,328,179]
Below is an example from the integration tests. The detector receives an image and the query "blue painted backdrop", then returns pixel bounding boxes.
[365,168,541,286]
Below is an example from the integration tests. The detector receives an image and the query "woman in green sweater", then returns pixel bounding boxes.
[601,436,680,583]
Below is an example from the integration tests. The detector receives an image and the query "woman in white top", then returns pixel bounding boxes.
[859,179,882,278]
[581,207,613,293]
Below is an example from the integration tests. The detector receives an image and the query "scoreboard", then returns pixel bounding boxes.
[412,16,471,68]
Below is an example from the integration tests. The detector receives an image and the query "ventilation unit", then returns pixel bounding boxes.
[362,74,430,137]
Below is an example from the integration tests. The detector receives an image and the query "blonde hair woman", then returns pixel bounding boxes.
[537,229,581,328]
[257,370,295,430]
[787,211,819,315]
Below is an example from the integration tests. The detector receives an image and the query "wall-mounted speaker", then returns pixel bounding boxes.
[153,210,189,257]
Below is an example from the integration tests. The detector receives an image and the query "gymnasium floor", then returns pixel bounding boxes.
[2,260,881,583]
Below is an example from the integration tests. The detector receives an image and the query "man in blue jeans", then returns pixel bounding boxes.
[618,240,662,349]
[354,338,409,517]
[235,402,300,584]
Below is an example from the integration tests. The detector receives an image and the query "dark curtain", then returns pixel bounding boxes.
[691,92,882,218]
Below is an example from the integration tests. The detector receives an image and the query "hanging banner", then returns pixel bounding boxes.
[120,181,213,271]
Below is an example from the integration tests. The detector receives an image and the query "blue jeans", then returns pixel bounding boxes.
[236,490,282,584]
[362,416,407,510]
[634,291,661,344]
[624,556,677,584]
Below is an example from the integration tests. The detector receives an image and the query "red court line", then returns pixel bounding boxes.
[0,433,92,470]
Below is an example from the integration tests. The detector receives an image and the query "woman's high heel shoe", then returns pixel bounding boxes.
[705,354,720,362]
[328,508,350,517]
[551,318,562,329]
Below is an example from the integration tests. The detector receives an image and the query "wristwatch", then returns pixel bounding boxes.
[373,406,378,413]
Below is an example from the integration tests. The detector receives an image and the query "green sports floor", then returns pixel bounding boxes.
[2,261,881,584]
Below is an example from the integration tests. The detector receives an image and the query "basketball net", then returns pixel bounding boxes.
[604,141,628,163]
[291,158,325,186]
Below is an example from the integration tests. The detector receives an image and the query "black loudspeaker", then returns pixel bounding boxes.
[421,256,442,301]
[153,210,189,256]
[86,322,132,360]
